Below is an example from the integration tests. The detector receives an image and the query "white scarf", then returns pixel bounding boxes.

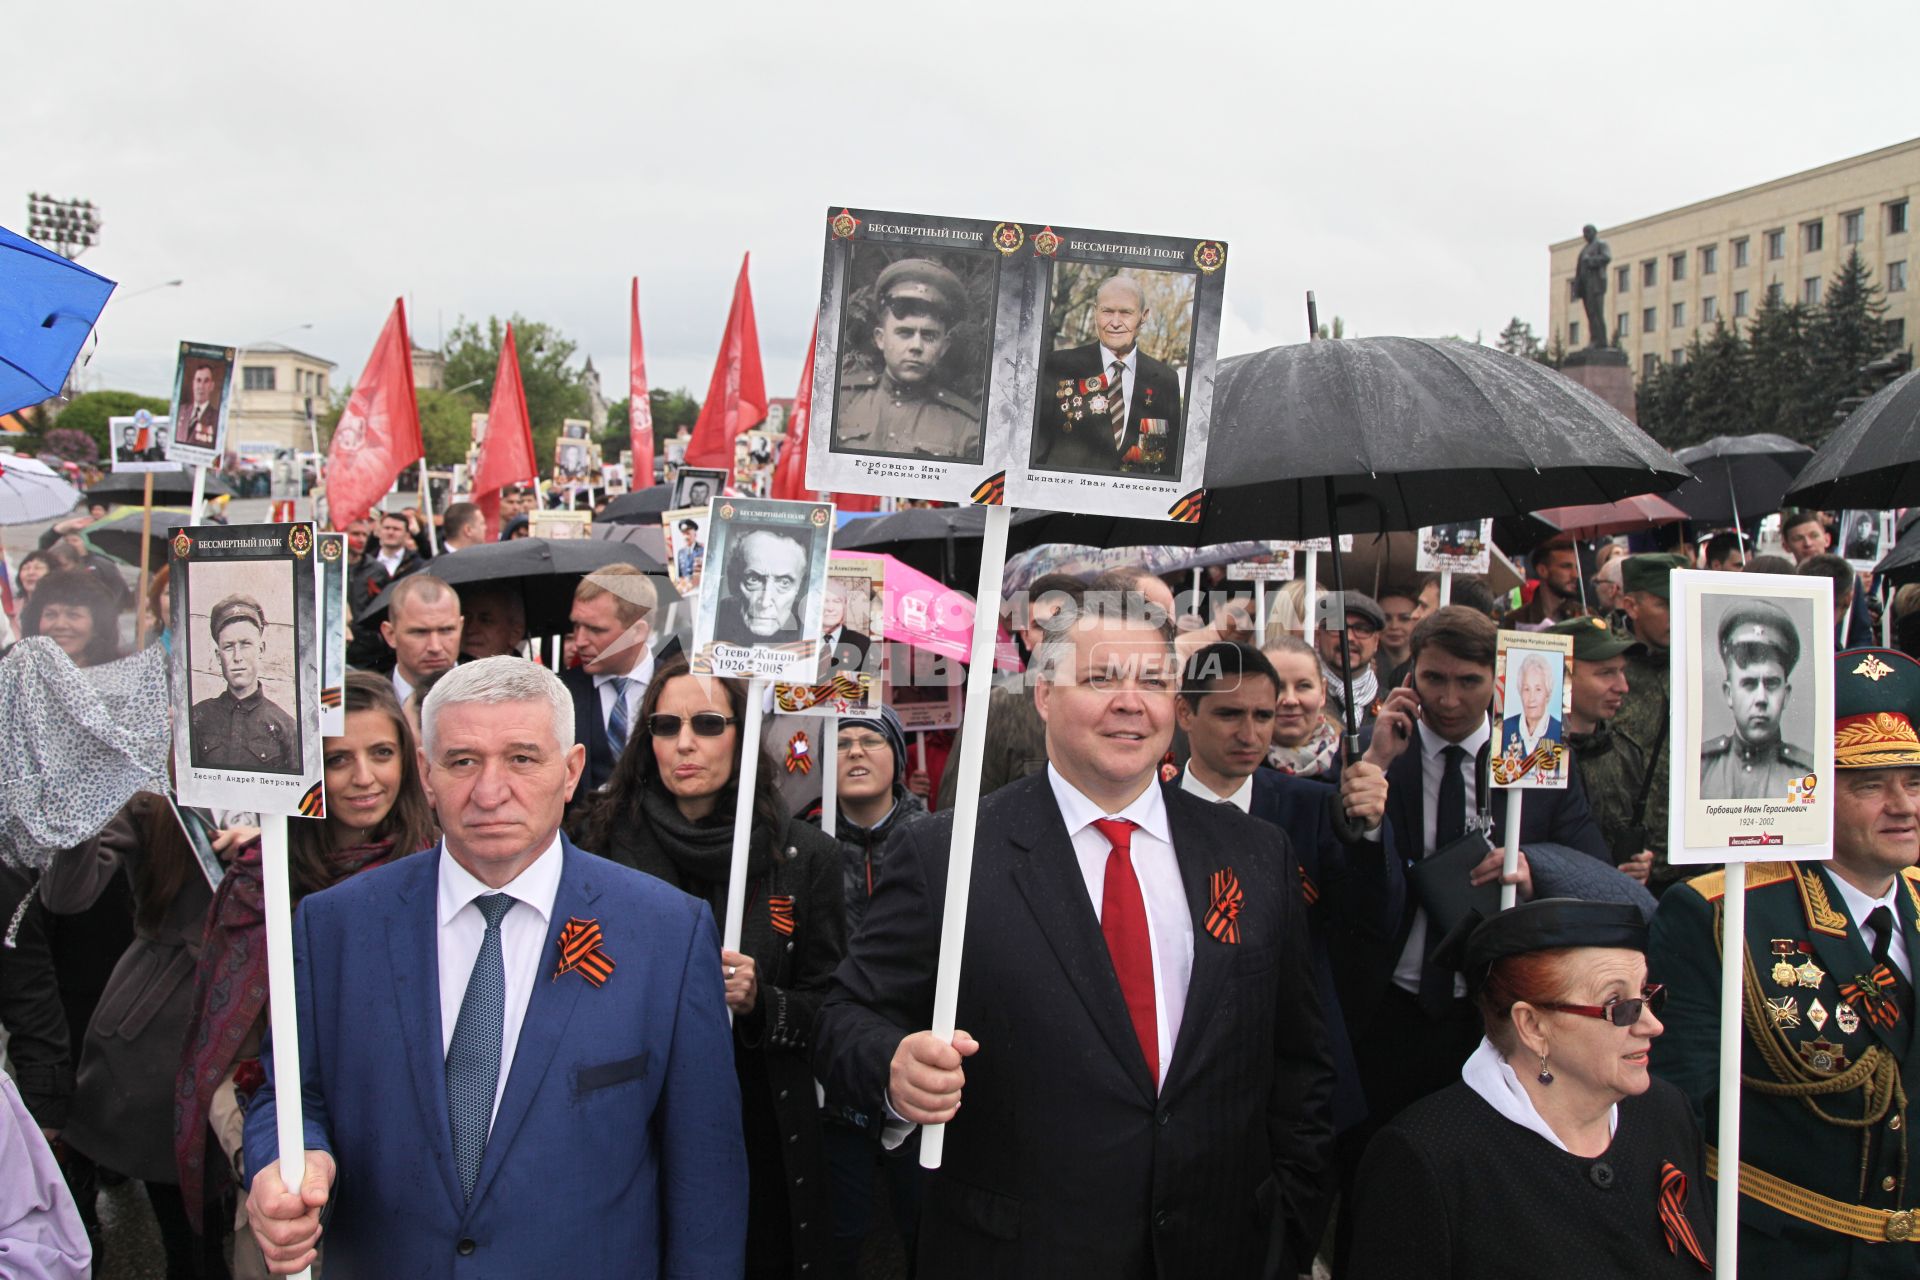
[1460,1036,1617,1152]
[1321,658,1378,713]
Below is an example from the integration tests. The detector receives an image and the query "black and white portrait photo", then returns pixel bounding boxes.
[672,467,728,511]
[170,522,325,817]
[692,497,833,680]
[1696,595,1816,801]
[829,247,994,466]
[1841,510,1888,571]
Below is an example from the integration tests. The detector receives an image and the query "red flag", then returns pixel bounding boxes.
[685,254,766,469]
[323,299,422,530]
[629,278,656,490]
[770,323,818,502]
[471,323,536,536]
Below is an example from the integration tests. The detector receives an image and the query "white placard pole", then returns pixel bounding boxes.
[259,815,312,1280]
[418,459,439,556]
[1254,580,1266,640]
[916,734,928,777]
[1500,791,1523,911]
[1190,566,1202,623]
[820,714,838,838]
[721,678,769,957]
[1439,568,1454,608]
[549,635,563,672]
[922,501,1012,1169]
[1715,873,1745,1277]
[1303,553,1318,643]
[189,465,209,524]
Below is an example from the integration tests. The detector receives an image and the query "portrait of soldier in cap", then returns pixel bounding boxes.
[189,593,300,772]
[832,255,984,464]
[1033,270,1188,478]
[1699,598,1814,799]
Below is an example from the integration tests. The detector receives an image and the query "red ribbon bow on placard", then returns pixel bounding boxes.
[1659,1161,1711,1270]
[552,917,614,987]
[1205,869,1242,945]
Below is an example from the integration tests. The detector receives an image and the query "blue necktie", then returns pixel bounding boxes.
[606,676,634,757]
[447,893,514,1201]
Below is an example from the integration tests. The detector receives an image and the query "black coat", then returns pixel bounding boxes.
[600,804,844,1276]
[1033,342,1185,477]
[813,773,1336,1279]
[560,665,618,794]
[1348,1078,1712,1279]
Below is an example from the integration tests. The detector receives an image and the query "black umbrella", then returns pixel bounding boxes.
[1196,335,1690,751]
[85,468,232,503]
[353,537,678,637]
[79,505,193,566]
[1668,434,1812,528]
[1785,365,1920,510]
[599,486,680,525]
[832,506,1197,585]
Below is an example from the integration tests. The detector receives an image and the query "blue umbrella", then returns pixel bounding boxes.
[0,223,117,416]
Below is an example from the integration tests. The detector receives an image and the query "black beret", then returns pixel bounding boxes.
[1442,898,1647,989]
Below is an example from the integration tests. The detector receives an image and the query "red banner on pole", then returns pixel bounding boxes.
[770,322,818,503]
[684,254,766,470]
[629,277,656,491]
[323,299,422,530]
[471,323,536,536]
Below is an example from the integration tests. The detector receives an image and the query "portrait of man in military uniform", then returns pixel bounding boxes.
[1700,597,1815,800]
[831,254,986,465]
[188,593,300,774]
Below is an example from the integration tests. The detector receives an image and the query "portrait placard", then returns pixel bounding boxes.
[317,532,347,735]
[1227,543,1295,582]
[1492,629,1572,789]
[165,341,237,468]
[671,467,728,511]
[883,639,963,731]
[662,505,710,596]
[553,426,594,484]
[774,555,884,717]
[1276,536,1355,553]
[1668,569,1834,864]
[169,522,325,818]
[1840,510,1891,573]
[808,208,1016,506]
[691,496,834,681]
[527,510,591,541]
[1417,520,1495,574]
[109,412,183,474]
[1002,223,1227,521]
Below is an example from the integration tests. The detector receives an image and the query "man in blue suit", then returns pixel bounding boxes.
[244,656,745,1277]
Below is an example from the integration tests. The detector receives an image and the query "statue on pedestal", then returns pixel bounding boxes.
[1572,224,1612,350]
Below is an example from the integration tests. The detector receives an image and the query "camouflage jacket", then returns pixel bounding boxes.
[1612,640,1676,887]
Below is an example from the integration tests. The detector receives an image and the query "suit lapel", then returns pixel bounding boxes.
[1163,795,1231,1096]
[464,842,598,1215]
[1008,797,1159,1105]
[1797,866,1903,1060]
[386,852,462,1210]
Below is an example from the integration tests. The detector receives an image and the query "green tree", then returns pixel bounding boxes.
[1496,317,1542,360]
[1676,322,1751,448]
[44,390,170,458]
[1808,249,1894,436]
[1745,294,1818,439]
[600,389,702,458]
[419,387,488,467]
[442,316,589,467]
[1634,354,1690,446]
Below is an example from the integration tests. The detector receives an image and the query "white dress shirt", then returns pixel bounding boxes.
[594,647,655,748]
[436,833,565,1123]
[1179,766,1252,813]
[1831,871,1911,980]
[376,546,407,577]
[1048,765,1193,1088]
[1394,718,1492,996]
[392,667,415,710]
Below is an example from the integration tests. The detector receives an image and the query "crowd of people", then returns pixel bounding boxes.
[2,501,1918,1278]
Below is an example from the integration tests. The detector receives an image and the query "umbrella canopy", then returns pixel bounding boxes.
[1873,518,1920,582]
[1532,493,1691,539]
[1785,365,1920,510]
[599,485,680,525]
[1194,337,1690,541]
[831,505,1194,585]
[352,537,678,638]
[0,224,116,417]
[86,468,232,503]
[590,516,666,564]
[1668,433,1812,527]
[80,504,192,565]
[0,453,81,525]
[1002,541,1271,595]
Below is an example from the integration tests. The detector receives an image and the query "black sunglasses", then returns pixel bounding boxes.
[646,712,737,738]
[1544,983,1667,1028]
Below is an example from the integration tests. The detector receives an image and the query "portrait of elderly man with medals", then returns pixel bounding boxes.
[1653,647,1920,1277]
[1033,272,1187,478]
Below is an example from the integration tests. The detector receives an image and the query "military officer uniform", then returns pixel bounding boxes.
[1612,553,1689,893]
[834,258,981,462]
[1651,648,1920,1278]
[1699,599,1814,801]
[188,595,298,771]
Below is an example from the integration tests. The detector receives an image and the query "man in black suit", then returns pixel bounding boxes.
[819,573,872,676]
[1033,275,1185,477]
[1330,604,1608,1269]
[815,594,1334,1278]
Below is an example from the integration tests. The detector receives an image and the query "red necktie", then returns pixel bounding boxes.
[1092,817,1158,1084]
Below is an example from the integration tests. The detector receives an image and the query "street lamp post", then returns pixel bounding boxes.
[26,193,101,260]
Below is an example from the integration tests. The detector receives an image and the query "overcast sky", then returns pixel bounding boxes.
[11,0,1914,405]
